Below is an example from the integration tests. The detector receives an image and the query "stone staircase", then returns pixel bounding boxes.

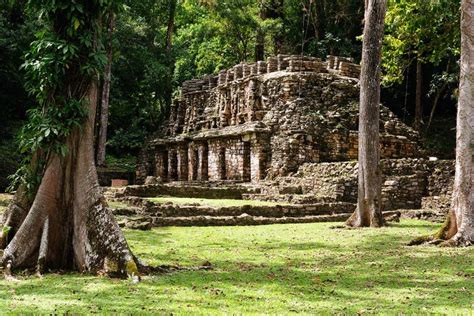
[107,191,357,229]
[112,182,261,199]
[105,158,453,229]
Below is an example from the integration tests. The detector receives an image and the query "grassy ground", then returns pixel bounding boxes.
[147,196,287,207]
[0,220,472,314]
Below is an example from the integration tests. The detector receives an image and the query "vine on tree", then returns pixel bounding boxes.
[7,0,122,193]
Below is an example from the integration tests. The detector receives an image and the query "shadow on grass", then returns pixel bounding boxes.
[1,222,472,313]
[391,221,442,229]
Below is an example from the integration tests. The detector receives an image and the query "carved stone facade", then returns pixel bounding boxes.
[137,55,419,184]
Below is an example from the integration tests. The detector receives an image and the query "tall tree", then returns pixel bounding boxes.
[0,0,139,278]
[414,58,423,131]
[96,12,116,167]
[166,0,177,53]
[255,1,266,61]
[383,0,460,133]
[346,0,387,228]
[411,0,474,246]
[164,0,177,114]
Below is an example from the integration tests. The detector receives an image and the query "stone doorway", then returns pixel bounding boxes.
[169,151,178,181]
[219,147,226,180]
[192,148,199,180]
[160,150,169,181]
[200,143,209,181]
[243,141,251,182]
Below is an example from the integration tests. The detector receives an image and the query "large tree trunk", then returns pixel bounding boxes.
[410,0,474,247]
[414,58,423,131]
[346,0,387,228]
[0,83,139,278]
[439,0,474,246]
[96,14,116,167]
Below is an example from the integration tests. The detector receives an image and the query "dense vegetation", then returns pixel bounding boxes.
[0,0,461,190]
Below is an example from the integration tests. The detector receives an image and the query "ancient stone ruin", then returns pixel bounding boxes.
[136,54,419,184]
[119,54,453,229]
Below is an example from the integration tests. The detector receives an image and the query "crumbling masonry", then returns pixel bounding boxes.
[137,55,419,184]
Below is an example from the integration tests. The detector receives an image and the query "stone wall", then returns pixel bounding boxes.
[207,138,246,181]
[258,158,454,211]
[119,182,260,199]
[97,169,135,187]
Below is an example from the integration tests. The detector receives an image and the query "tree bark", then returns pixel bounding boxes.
[314,0,326,41]
[255,2,266,62]
[269,0,284,54]
[166,0,177,53]
[441,0,474,246]
[96,13,115,167]
[414,58,423,131]
[163,0,177,118]
[1,83,139,278]
[346,0,387,228]
[426,60,451,133]
[410,0,474,247]
[426,82,448,133]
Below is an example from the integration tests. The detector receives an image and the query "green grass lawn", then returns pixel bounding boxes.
[0,220,472,314]
[147,196,287,207]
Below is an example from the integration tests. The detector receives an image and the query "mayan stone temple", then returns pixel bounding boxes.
[115,54,454,228]
[136,54,419,184]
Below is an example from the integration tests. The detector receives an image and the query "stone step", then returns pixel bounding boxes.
[144,202,355,218]
[242,193,338,204]
[117,211,401,228]
[111,199,356,218]
[118,184,260,199]
[150,213,352,227]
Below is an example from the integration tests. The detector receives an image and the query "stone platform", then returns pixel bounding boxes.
[107,158,453,229]
[137,54,419,185]
[111,197,356,229]
[128,54,451,228]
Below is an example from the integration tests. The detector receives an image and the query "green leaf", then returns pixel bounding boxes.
[73,18,80,31]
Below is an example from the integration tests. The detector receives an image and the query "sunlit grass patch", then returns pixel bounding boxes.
[0,220,472,314]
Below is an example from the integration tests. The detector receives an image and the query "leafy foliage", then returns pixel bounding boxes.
[0,0,461,181]
[0,1,36,134]
[383,0,460,85]
[7,0,121,191]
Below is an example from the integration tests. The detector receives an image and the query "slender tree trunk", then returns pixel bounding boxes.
[164,0,177,118]
[426,82,448,133]
[414,58,423,131]
[410,0,474,247]
[346,0,387,228]
[96,13,115,167]
[314,0,326,41]
[426,61,451,133]
[440,0,474,246]
[255,2,266,62]
[255,30,265,62]
[166,0,177,53]
[270,0,284,54]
